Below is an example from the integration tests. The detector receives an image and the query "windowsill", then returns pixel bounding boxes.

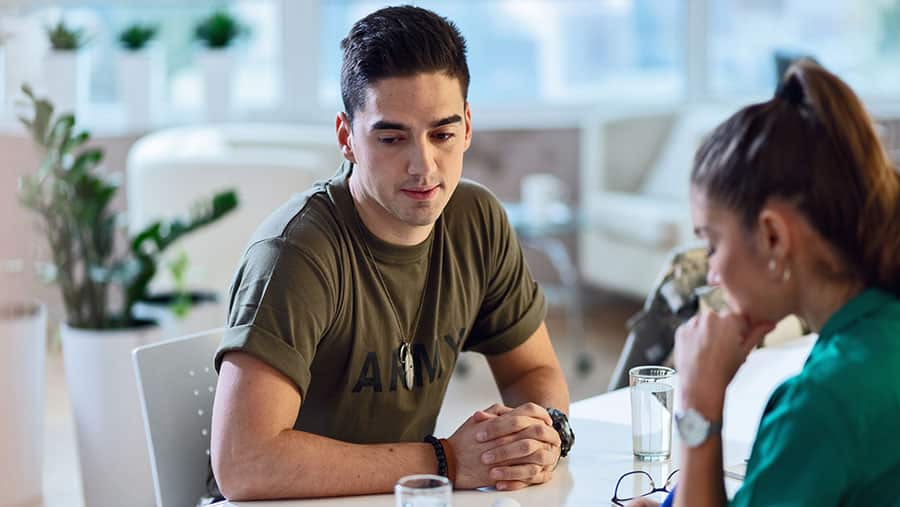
[3,95,900,138]
[0,98,686,135]
[0,102,199,138]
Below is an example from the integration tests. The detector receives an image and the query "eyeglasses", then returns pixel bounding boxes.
[611,469,679,506]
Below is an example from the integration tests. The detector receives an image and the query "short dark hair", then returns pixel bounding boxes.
[692,60,900,295]
[340,5,470,122]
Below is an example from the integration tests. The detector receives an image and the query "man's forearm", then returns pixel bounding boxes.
[214,430,437,500]
[498,364,570,413]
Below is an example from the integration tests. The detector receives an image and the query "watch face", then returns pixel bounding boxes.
[677,409,710,448]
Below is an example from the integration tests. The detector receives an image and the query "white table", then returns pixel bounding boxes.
[219,336,816,506]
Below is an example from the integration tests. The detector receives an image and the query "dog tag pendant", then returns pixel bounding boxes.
[399,342,414,390]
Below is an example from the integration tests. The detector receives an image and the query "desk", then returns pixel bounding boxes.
[572,335,815,444]
[218,336,815,506]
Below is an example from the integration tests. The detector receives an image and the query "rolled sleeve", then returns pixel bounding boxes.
[215,323,313,397]
[466,285,547,355]
[213,238,334,398]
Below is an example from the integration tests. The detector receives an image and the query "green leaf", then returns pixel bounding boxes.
[118,23,158,51]
[18,90,56,149]
[96,214,117,256]
[212,190,239,215]
[64,131,90,153]
[171,293,191,319]
[17,174,43,212]
[46,20,91,50]
[194,10,248,49]
[70,149,103,176]
[48,114,75,153]
[130,222,163,254]
[168,250,190,287]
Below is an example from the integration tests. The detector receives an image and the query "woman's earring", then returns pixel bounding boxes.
[769,259,790,282]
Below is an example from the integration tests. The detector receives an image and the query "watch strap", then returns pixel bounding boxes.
[546,407,574,458]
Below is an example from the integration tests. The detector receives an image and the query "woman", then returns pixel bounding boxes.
[635,60,900,506]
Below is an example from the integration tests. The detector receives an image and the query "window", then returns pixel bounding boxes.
[709,0,900,101]
[319,0,685,108]
[9,0,900,128]
[27,0,280,119]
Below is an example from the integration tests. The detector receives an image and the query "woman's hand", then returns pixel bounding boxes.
[674,311,775,417]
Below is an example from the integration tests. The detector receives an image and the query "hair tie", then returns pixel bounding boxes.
[776,73,805,105]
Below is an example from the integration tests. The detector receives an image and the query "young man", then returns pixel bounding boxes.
[210,6,572,501]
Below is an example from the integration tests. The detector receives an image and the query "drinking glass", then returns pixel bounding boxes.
[395,474,452,507]
[629,366,675,460]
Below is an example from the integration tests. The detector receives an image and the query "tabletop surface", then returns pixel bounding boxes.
[218,336,817,506]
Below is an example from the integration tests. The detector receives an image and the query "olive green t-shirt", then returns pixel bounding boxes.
[214,163,547,444]
[730,288,900,506]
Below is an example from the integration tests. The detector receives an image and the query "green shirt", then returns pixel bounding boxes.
[731,288,900,506]
[214,163,546,444]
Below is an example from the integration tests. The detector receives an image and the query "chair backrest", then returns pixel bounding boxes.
[133,328,224,507]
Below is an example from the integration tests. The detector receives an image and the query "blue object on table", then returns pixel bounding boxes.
[660,485,676,507]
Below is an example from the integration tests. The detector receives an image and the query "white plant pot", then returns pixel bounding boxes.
[117,46,164,129]
[1,14,44,115]
[42,49,89,117]
[0,45,6,115]
[0,302,46,507]
[61,322,163,507]
[197,49,235,122]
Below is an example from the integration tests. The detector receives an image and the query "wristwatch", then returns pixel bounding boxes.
[675,407,722,448]
[546,407,574,457]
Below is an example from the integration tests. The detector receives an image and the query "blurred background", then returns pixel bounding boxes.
[3,1,900,122]
[1,1,899,506]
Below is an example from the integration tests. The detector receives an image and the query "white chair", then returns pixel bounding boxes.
[133,328,224,507]
[578,104,737,298]
[126,123,343,296]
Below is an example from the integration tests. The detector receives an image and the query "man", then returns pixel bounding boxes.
[210,5,572,501]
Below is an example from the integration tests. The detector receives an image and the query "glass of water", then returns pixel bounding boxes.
[629,366,675,461]
[395,474,452,507]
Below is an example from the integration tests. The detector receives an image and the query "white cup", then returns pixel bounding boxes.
[521,173,566,224]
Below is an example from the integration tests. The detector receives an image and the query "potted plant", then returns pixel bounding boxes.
[16,84,237,507]
[0,261,46,507]
[116,23,162,128]
[193,10,248,122]
[42,19,90,118]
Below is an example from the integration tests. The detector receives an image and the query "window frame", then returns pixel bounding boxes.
[9,0,900,131]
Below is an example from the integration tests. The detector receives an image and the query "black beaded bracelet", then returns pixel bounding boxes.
[423,435,448,477]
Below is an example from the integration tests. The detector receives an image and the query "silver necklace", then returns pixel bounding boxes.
[358,229,434,390]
